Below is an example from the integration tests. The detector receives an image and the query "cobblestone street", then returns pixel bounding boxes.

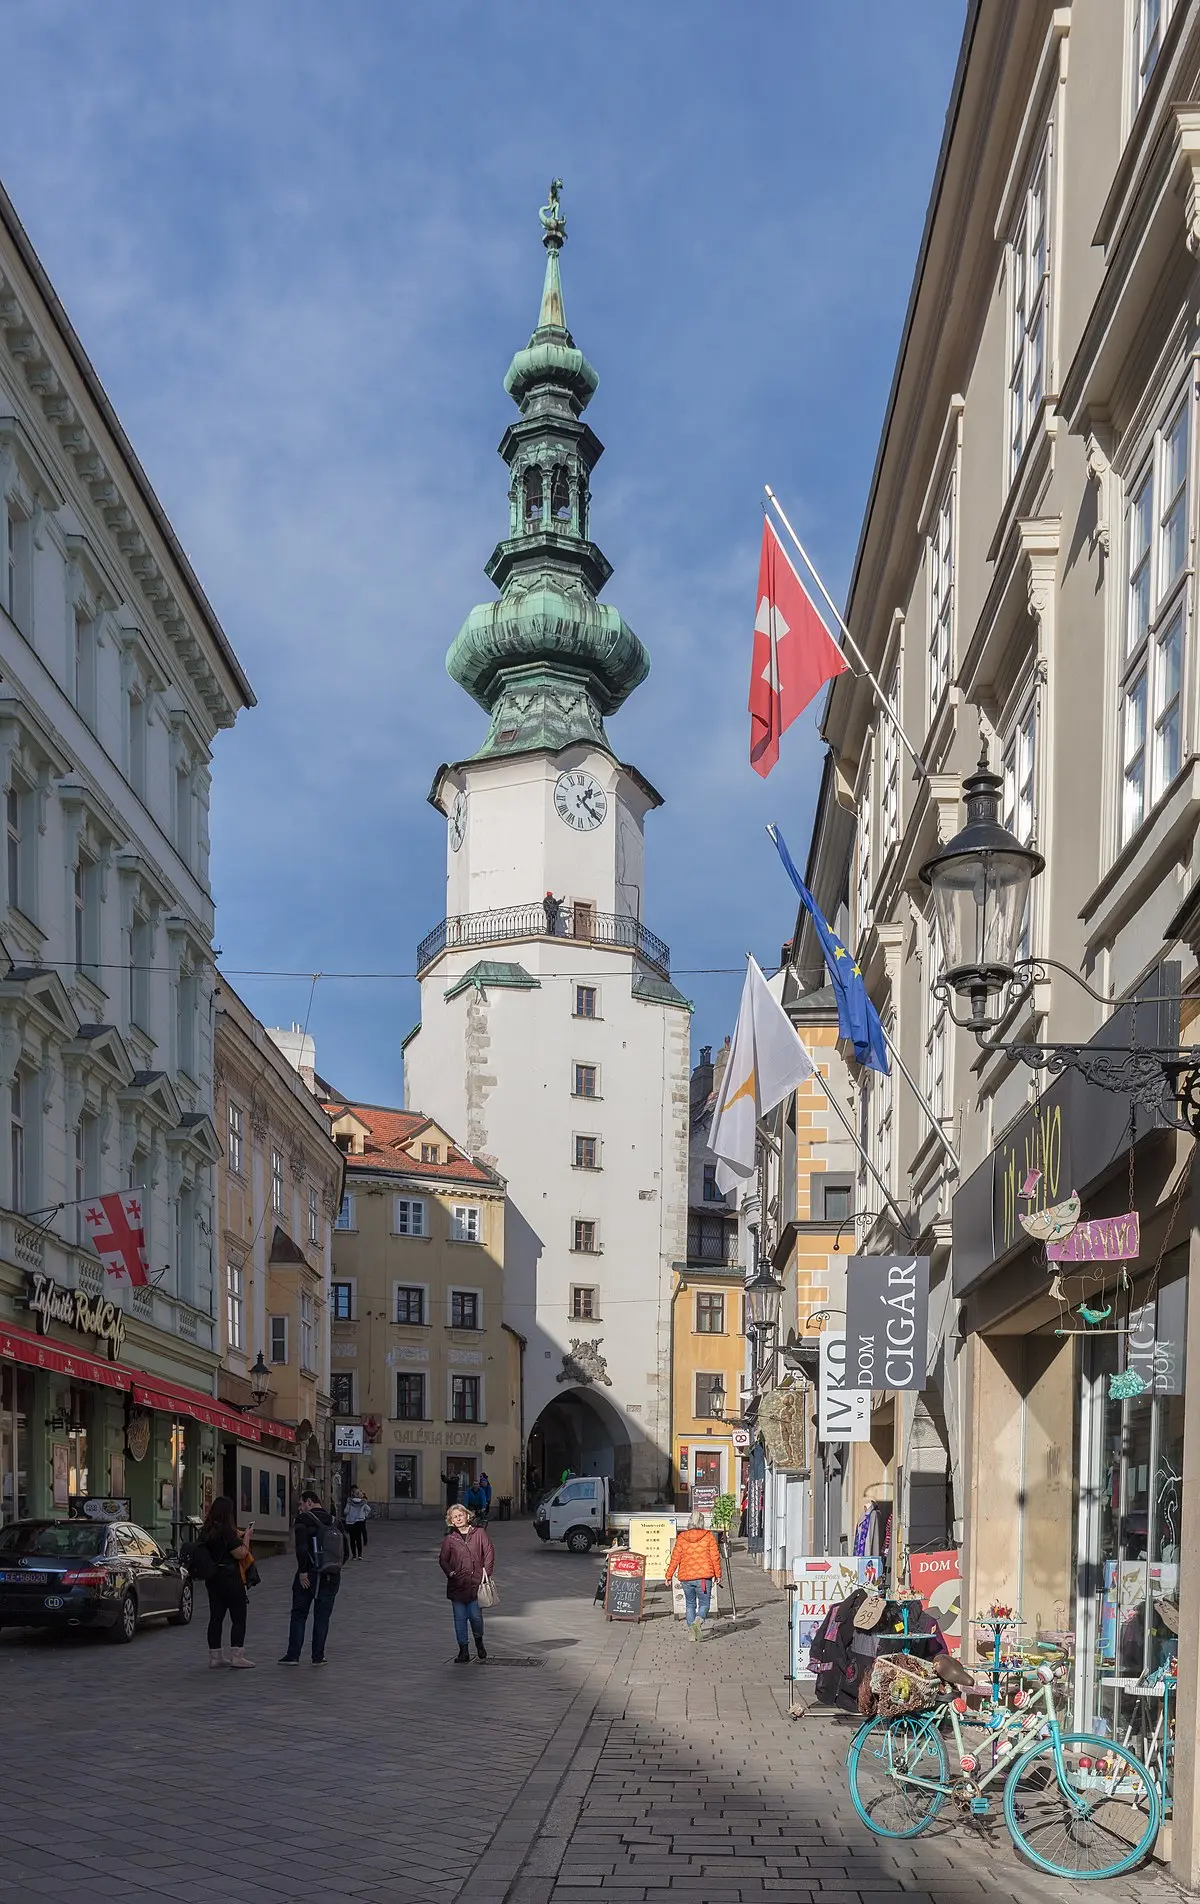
[0,1524,1180,1903]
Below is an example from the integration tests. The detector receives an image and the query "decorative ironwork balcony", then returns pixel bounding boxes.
[417,902,670,979]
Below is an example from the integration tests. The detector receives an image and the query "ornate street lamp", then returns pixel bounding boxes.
[919,750,1200,1132]
[744,1265,784,1335]
[918,748,1043,1032]
[228,1351,273,1414]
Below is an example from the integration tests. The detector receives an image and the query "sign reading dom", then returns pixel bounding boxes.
[845,1256,930,1392]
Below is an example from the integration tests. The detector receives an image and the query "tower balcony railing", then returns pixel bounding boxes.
[417,901,670,979]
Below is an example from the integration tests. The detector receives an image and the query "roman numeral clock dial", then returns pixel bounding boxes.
[554,770,608,832]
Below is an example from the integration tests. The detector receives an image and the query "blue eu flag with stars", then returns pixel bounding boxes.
[769,826,890,1075]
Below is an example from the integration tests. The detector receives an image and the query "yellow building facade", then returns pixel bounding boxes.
[324,1098,522,1515]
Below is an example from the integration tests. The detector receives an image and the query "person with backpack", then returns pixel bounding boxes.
[438,1501,494,1663]
[279,1486,344,1666]
[193,1495,255,1669]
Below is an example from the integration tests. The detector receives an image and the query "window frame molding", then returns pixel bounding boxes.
[448,1285,483,1332]
[917,398,966,743]
[392,1281,430,1328]
[391,1193,428,1238]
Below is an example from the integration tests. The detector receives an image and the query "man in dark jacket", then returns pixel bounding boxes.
[279,1486,343,1666]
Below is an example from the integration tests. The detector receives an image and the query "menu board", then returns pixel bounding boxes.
[604,1549,646,1622]
[628,1515,677,1581]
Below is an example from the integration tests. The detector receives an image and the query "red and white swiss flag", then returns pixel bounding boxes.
[749,519,848,777]
[84,1191,150,1286]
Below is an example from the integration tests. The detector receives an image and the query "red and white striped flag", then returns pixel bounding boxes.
[84,1191,150,1286]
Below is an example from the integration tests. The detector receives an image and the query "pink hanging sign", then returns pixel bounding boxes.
[1046,1212,1140,1263]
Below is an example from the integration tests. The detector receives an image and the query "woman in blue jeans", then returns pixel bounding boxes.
[438,1503,495,1662]
[665,1513,722,1640]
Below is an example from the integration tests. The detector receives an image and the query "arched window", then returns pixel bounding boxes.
[550,467,572,521]
[523,467,543,521]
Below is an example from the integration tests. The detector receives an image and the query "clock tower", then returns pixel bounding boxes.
[404,185,690,1509]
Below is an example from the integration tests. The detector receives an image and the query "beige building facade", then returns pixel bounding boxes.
[212,991,342,1545]
[796,3,1200,1876]
[324,1098,521,1516]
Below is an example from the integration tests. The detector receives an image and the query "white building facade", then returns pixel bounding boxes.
[0,177,255,1544]
[403,189,689,1507]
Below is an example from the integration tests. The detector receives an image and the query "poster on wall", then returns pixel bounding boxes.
[908,1550,963,1654]
[51,1444,69,1509]
[789,1555,881,1680]
[845,1256,930,1392]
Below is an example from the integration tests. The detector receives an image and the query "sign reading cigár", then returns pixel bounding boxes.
[844,1256,930,1393]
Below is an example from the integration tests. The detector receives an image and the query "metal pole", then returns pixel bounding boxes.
[764,485,928,780]
[880,1022,960,1174]
[803,1061,914,1238]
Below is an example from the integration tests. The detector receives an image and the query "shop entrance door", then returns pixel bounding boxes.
[693,1449,724,1493]
[445,1456,477,1505]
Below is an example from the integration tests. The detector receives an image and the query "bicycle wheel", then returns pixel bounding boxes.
[1003,1732,1160,1880]
[848,1714,949,1838]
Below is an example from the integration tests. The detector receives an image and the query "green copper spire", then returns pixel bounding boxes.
[447,180,648,759]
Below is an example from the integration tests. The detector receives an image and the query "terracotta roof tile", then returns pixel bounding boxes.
[320,1098,500,1187]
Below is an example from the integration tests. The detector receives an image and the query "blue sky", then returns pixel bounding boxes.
[1,1,964,1105]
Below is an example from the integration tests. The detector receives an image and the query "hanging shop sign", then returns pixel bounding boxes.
[25,1272,127,1361]
[125,1410,151,1462]
[333,1424,365,1455]
[844,1257,930,1392]
[817,1331,871,1442]
[1046,1212,1140,1262]
[731,1428,751,1451]
[1127,1280,1187,1396]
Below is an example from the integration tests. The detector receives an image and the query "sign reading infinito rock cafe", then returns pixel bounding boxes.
[844,1256,931,1393]
[26,1272,127,1361]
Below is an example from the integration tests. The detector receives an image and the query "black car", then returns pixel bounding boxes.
[0,1519,193,1642]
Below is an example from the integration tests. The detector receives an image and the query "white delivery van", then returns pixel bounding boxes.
[532,1476,611,1551]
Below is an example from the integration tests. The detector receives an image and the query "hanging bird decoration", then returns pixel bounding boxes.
[1077,1301,1112,1326]
[1020,1192,1081,1244]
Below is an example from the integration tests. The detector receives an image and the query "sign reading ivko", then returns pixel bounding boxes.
[26,1272,127,1361]
[817,1332,871,1442]
[844,1256,930,1392]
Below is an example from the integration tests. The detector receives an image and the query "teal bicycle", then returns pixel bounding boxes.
[847,1633,1159,1880]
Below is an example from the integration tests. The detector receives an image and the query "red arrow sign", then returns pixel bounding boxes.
[805,1561,832,1573]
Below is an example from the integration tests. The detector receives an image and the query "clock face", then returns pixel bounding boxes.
[449,791,468,852]
[554,770,608,832]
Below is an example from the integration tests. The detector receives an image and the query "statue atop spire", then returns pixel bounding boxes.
[445,181,649,760]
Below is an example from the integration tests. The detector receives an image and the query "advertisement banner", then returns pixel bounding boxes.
[817,1332,871,1442]
[845,1256,930,1392]
[628,1516,678,1581]
[908,1549,963,1654]
[789,1555,881,1680]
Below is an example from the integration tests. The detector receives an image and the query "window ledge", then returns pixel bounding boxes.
[446,1325,484,1334]
[448,1419,487,1428]
[390,1231,431,1241]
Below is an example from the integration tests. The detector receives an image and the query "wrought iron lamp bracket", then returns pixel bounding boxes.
[967,1034,1200,1137]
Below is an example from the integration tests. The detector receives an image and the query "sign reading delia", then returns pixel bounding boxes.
[26,1272,127,1361]
[844,1256,930,1393]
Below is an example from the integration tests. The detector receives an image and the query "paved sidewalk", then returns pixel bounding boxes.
[0,1523,1181,1903]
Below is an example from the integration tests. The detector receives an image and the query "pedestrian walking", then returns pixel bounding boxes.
[442,1469,460,1509]
[279,1485,344,1666]
[664,1512,722,1641]
[438,1501,495,1663]
[344,1485,371,1559]
[198,1495,255,1669]
[477,1471,493,1524]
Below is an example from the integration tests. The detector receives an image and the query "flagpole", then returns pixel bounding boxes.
[764,484,928,781]
[879,1023,960,1174]
[800,1060,915,1238]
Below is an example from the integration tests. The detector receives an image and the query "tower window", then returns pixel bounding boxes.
[550,466,572,521]
[523,467,543,522]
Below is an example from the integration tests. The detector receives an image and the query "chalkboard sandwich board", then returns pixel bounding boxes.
[604,1549,646,1622]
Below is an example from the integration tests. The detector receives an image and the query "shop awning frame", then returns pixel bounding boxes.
[0,1322,131,1391]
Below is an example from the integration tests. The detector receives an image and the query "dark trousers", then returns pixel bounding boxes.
[205,1570,247,1648]
[347,1522,366,1558]
[284,1569,341,1661]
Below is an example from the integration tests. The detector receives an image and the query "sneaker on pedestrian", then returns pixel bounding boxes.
[278,1655,301,1665]
[312,1657,327,1667]
[690,1621,700,1642]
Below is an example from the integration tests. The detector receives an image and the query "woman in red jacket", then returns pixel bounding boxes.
[664,1513,722,1640]
[438,1502,495,1663]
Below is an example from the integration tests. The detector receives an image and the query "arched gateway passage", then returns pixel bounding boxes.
[527,1385,632,1508]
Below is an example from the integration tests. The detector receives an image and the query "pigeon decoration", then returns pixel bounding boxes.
[1020,1193,1081,1244]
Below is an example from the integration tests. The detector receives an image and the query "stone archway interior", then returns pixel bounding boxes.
[527,1385,633,1509]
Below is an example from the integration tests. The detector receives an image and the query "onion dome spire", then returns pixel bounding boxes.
[446,180,648,759]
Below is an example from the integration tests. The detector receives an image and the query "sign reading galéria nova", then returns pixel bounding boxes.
[26,1272,127,1360]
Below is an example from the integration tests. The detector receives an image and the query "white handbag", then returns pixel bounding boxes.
[478,1569,499,1609]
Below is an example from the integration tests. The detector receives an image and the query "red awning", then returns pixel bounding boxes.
[129,1376,298,1444]
[0,1323,131,1392]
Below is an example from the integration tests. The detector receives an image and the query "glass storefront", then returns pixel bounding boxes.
[0,1364,31,1523]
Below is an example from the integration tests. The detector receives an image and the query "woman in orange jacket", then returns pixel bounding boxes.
[664,1513,722,1640]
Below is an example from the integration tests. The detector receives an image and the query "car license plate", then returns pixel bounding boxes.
[43,1595,65,1609]
[0,1570,47,1584]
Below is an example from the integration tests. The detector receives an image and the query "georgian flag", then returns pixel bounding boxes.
[83,1191,150,1286]
[749,519,848,777]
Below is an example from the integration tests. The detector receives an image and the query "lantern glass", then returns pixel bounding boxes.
[249,1351,271,1405]
[928,845,1035,986]
[744,1267,783,1333]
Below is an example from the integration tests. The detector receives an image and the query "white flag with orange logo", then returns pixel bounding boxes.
[708,955,816,1193]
